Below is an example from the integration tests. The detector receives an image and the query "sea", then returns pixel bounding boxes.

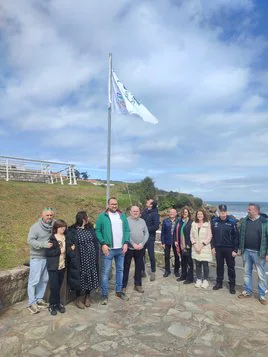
[206,201,268,219]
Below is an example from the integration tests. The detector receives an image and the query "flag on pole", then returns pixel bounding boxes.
[111,70,159,124]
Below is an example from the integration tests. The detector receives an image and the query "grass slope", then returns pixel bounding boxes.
[0,180,133,270]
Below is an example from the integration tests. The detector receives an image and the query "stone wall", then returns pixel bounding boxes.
[0,241,164,310]
[0,266,29,309]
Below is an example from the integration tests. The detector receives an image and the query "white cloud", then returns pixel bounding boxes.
[1,0,268,201]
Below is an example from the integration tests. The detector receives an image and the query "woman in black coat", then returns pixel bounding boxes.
[66,211,99,309]
[175,207,194,284]
[46,219,68,316]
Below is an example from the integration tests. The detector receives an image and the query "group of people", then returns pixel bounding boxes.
[26,197,159,315]
[27,209,99,315]
[26,199,268,316]
[161,203,268,305]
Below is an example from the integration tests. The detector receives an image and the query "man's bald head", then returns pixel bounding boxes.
[130,205,141,219]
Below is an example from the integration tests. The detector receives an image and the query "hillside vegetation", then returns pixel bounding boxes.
[0,180,135,269]
[0,178,203,269]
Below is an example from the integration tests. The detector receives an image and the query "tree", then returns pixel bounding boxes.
[81,171,89,180]
[138,177,157,205]
[74,170,80,179]
[193,197,203,208]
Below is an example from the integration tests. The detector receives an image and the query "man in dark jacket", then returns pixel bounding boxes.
[211,204,239,294]
[161,208,180,277]
[141,198,160,281]
[238,203,268,305]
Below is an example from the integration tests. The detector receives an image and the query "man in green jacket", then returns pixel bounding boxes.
[96,197,130,305]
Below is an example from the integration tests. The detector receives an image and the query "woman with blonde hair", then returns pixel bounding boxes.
[190,209,212,288]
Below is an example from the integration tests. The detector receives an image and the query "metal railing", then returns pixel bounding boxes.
[0,156,77,185]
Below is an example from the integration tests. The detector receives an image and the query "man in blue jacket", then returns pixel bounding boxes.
[211,204,239,294]
[141,198,160,281]
[161,208,180,277]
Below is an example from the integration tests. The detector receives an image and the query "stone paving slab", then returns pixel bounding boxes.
[0,268,268,357]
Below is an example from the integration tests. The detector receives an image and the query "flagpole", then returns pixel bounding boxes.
[106,53,112,205]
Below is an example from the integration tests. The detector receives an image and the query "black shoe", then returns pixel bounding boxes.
[174,271,180,278]
[56,303,66,313]
[213,283,223,290]
[183,280,194,285]
[177,276,186,282]
[48,305,57,316]
[163,271,171,278]
[229,287,236,294]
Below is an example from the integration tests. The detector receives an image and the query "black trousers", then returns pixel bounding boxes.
[123,248,144,288]
[48,269,65,305]
[195,260,209,280]
[215,247,235,287]
[181,252,194,281]
[164,243,180,273]
[142,238,156,273]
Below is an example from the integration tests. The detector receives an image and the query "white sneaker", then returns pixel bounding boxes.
[195,279,202,288]
[36,299,49,309]
[202,280,209,289]
[27,303,40,314]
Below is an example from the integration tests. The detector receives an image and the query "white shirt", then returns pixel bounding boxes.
[109,211,123,249]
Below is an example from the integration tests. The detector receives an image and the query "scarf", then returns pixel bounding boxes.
[180,218,188,253]
[39,218,54,232]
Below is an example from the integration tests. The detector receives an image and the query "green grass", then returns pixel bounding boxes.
[0,180,135,270]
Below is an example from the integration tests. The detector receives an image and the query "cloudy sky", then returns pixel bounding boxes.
[1,0,268,202]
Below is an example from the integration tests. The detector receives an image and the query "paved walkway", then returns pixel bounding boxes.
[0,267,267,357]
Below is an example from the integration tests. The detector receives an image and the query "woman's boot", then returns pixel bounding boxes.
[84,294,91,307]
[75,296,85,309]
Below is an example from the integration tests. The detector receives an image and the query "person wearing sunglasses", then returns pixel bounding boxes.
[27,207,55,314]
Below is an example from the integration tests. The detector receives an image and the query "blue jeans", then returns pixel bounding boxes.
[101,248,124,297]
[27,258,49,306]
[243,249,267,297]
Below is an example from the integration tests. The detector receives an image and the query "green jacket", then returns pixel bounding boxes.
[239,216,268,257]
[95,210,130,248]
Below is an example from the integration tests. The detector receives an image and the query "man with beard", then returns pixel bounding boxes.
[27,208,55,314]
[96,197,130,305]
[141,198,160,281]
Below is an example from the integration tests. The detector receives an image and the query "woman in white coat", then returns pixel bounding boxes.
[190,209,212,288]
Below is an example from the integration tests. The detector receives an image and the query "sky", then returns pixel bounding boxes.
[1,0,268,202]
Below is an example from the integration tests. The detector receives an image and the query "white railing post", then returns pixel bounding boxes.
[60,174,63,185]
[68,165,72,185]
[6,159,9,181]
[72,166,77,185]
